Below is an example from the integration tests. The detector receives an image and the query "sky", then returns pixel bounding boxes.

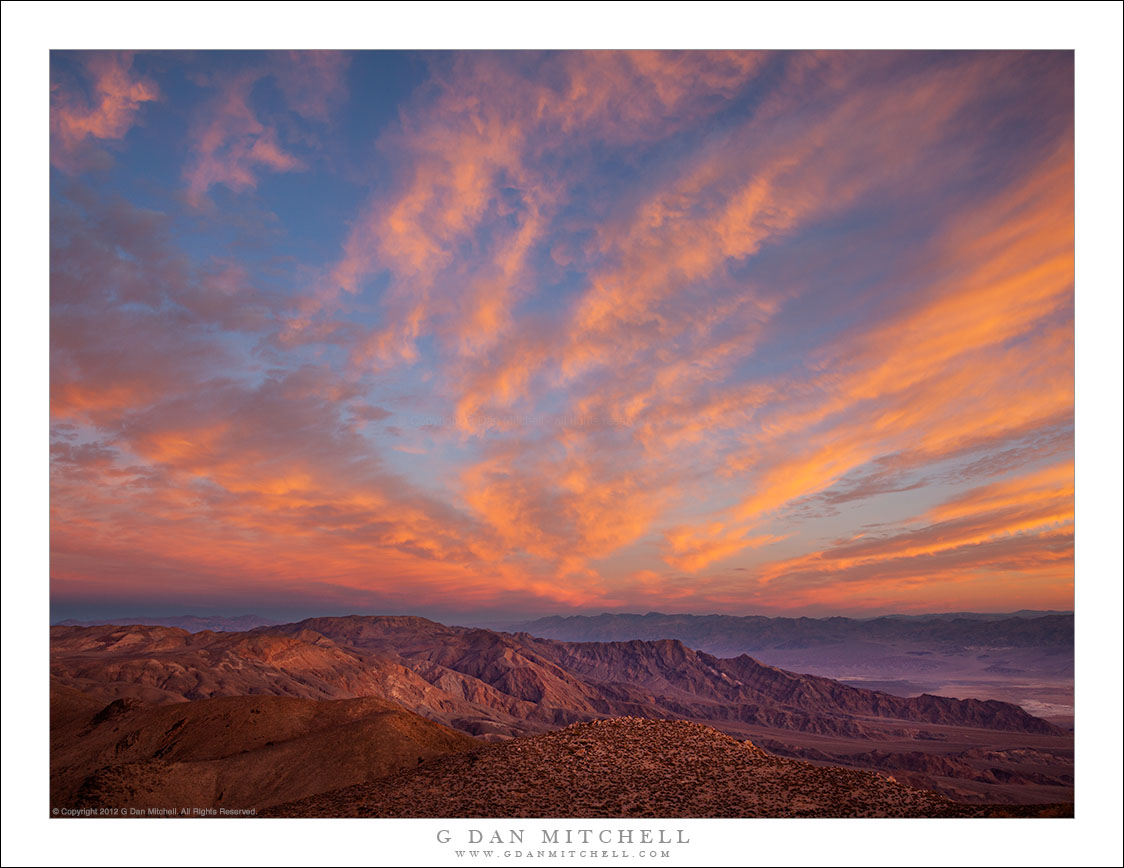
[48,49,1075,622]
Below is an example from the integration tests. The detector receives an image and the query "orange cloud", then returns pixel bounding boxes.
[663,526,788,574]
[743,456,1074,612]
[663,142,1074,571]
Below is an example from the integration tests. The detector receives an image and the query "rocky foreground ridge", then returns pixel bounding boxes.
[265,717,1070,818]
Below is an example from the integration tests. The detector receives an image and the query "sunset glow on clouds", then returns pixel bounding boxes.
[49,50,1074,620]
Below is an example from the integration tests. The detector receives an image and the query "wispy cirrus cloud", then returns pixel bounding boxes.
[740,459,1074,611]
[50,50,1074,617]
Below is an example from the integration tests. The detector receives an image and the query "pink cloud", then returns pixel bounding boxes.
[183,53,350,207]
[51,52,158,172]
[184,72,303,207]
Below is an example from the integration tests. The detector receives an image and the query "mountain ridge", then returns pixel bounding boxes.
[50,615,1073,806]
[51,617,1061,735]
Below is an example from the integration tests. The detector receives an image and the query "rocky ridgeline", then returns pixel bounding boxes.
[266,717,981,818]
[51,619,1062,737]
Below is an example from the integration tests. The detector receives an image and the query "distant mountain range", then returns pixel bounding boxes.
[860,610,1072,621]
[504,611,1074,722]
[54,614,282,632]
[50,616,1055,737]
[507,611,1074,651]
[48,611,1076,720]
[52,609,1073,634]
[50,615,1073,810]
[49,614,1069,734]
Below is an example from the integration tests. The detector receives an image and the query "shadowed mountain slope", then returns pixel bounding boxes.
[51,682,478,812]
